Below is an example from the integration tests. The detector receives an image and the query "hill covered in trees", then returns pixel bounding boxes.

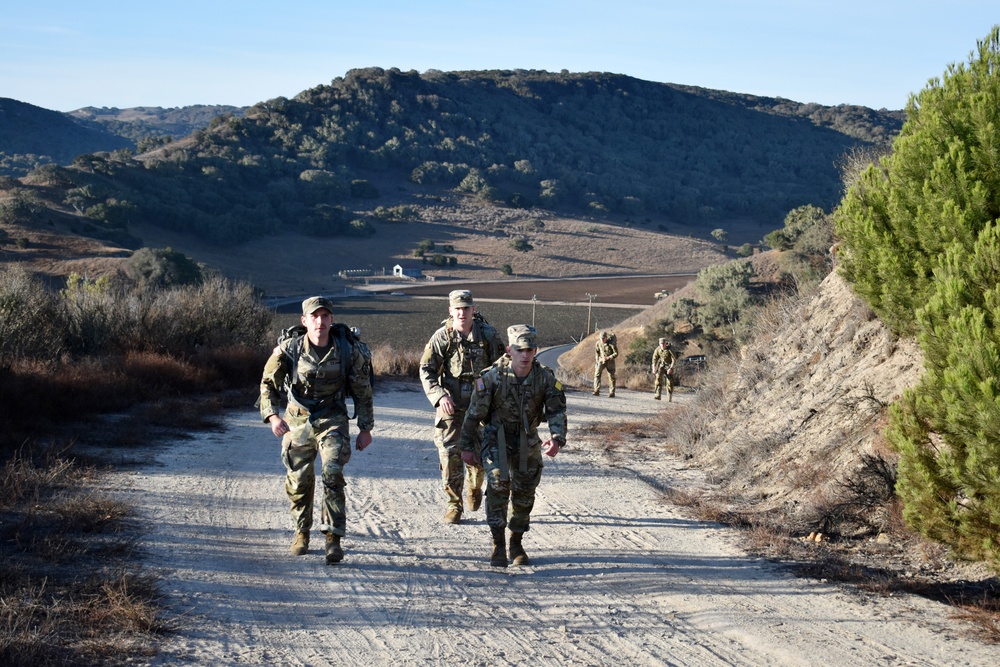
[3,69,902,249]
[0,100,245,177]
[0,98,133,175]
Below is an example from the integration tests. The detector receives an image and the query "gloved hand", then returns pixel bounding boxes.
[461,450,480,466]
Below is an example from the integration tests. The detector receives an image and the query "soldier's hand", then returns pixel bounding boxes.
[355,430,373,451]
[461,450,480,466]
[438,395,456,417]
[541,439,561,457]
[268,415,289,438]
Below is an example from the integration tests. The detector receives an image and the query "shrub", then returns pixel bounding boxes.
[509,237,532,252]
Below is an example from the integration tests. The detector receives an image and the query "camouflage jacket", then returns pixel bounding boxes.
[419,317,506,411]
[652,346,676,372]
[260,333,374,432]
[595,339,619,363]
[459,356,567,454]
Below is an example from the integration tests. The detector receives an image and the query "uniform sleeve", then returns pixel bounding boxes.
[607,342,619,360]
[486,325,507,366]
[349,341,375,432]
[418,329,449,407]
[459,372,493,452]
[542,369,568,447]
[259,344,289,423]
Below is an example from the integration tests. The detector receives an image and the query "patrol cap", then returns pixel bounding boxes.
[600,330,608,339]
[302,296,334,315]
[658,337,667,345]
[507,324,538,350]
[449,289,474,308]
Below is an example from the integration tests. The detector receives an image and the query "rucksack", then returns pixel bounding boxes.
[276,322,373,419]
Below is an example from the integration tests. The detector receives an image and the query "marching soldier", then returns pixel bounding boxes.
[593,330,619,397]
[460,325,568,567]
[651,337,676,401]
[419,290,506,524]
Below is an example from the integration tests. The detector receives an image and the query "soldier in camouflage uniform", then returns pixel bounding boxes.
[460,325,568,568]
[420,290,506,524]
[260,296,375,564]
[651,337,676,401]
[593,330,619,397]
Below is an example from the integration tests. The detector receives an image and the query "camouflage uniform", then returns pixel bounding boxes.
[593,331,619,396]
[651,338,676,401]
[259,309,374,539]
[460,339,567,534]
[419,290,506,519]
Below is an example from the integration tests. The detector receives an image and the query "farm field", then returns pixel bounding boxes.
[371,274,695,306]
[273,294,640,350]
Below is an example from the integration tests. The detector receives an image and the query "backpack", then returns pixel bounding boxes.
[276,322,373,419]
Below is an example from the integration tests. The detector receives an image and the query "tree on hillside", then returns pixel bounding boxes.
[835,27,1000,337]
[837,27,1000,569]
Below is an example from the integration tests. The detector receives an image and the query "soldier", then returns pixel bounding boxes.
[651,337,677,401]
[593,330,619,397]
[419,289,506,524]
[460,325,568,568]
[259,296,375,564]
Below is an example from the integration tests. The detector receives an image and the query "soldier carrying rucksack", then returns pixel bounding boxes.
[259,296,375,565]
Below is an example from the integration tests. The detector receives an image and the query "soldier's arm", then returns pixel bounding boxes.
[459,374,492,452]
[418,332,450,407]
[348,342,375,432]
[259,344,289,424]
[542,373,568,448]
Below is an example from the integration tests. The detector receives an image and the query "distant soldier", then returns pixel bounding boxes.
[460,324,567,567]
[259,296,374,564]
[419,290,506,524]
[651,337,676,401]
[593,330,619,397]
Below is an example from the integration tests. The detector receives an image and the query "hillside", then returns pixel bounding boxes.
[0,100,245,177]
[67,104,248,143]
[1,70,904,275]
[0,97,132,174]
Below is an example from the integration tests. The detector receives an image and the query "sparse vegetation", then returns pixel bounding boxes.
[0,266,274,664]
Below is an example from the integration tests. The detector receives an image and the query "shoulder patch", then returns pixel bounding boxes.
[476,377,486,392]
[555,379,563,391]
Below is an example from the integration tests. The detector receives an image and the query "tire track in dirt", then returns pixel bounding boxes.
[113,380,995,666]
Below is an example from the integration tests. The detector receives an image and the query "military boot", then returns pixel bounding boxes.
[325,533,344,564]
[444,507,462,524]
[509,531,530,566]
[289,531,309,556]
[490,526,508,568]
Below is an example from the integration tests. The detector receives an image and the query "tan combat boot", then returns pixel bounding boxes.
[490,526,508,567]
[444,506,462,524]
[289,531,309,556]
[325,533,344,564]
[509,531,530,566]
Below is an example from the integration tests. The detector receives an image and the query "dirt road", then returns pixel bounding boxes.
[119,381,993,666]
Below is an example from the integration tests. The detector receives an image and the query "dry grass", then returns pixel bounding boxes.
[0,455,170,665]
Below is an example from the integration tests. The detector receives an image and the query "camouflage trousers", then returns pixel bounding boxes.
[482,438,544,532]
[281,416,352,537]
[435,413,484,512]
[653,368,674,398]
[594,360,616,393]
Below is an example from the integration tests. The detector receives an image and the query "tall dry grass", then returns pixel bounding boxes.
[0,266,272,665]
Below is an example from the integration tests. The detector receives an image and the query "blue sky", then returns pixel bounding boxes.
[1,1,997,112]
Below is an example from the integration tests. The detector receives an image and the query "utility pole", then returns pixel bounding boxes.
[531,294,537,327]
[585,293,596,336]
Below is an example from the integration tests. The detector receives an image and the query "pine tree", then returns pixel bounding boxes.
[838,27,1000,569]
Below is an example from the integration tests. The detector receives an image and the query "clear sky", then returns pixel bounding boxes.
[1,1,997,112]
